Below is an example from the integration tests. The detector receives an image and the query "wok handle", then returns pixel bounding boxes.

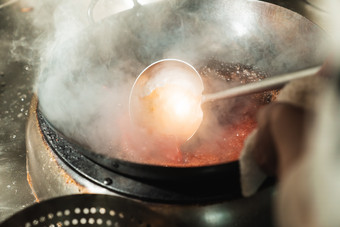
[88,0,141,24]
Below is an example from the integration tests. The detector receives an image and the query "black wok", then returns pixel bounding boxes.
[37,0,327,183]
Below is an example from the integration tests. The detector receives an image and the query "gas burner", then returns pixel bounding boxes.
[36,105,242,203]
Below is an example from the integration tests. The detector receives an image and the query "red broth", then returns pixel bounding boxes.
[117,62,278,166]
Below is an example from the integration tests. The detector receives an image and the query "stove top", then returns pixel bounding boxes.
[36,106,243,203]
[0,1,37,220]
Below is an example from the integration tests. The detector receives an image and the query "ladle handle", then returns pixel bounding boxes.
[202,66,322,103]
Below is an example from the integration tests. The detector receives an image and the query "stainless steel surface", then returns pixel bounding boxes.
[26,96,113,200]
[0,0,329,224]
[0,1,36,221]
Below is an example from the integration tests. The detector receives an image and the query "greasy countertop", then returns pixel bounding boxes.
[0,0,328,223]
[0,1,37,221]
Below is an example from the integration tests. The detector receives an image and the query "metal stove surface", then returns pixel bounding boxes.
[0,1,36,221]
[0,0,329,224]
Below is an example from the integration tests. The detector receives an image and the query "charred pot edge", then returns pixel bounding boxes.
[26,95,109,201]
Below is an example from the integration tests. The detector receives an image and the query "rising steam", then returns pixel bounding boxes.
[24,0,327,162]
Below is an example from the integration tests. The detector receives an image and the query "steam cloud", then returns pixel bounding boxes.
[24,0,327,161]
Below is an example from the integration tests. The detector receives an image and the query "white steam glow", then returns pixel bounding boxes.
[139,0,164,5]
[139,84,203,142]
[92,0,134,21]
[20,0,327,158]
[172,93,192,117]
[232,22,248,37]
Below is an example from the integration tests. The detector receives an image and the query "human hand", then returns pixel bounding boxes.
[252,102,314,179]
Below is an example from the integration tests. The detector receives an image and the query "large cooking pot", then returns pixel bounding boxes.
[37,0,327,182]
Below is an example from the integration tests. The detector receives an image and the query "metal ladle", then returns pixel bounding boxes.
[129,59,321,141]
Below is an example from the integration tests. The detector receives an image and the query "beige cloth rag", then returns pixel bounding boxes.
[240,75,328,197]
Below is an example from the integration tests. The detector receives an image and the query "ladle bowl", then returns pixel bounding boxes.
[129,59,204,142]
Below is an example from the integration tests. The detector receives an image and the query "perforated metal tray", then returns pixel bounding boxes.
[0,194,173,227]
